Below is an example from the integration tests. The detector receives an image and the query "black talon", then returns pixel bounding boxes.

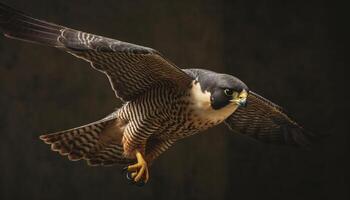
[126,172,137,185]
[122,167,136,184]
[121,166,128,175]
[126,171,133,181]
[121,165,146,186]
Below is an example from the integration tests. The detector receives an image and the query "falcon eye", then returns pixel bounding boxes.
[224,88,234,96]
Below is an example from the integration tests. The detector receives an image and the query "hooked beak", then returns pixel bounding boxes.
[230,89,248,107]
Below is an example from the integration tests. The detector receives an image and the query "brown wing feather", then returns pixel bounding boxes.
[0,3,193,101]
[224,91,314,146]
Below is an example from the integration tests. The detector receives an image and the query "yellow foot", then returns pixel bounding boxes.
[123,150,149,185]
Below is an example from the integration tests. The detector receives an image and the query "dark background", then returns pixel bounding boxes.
[0,0,348,200]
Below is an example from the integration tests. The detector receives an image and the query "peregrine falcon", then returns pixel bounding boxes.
[0,3,314,185]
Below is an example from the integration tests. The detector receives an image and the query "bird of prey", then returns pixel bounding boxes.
[0,3,314,185]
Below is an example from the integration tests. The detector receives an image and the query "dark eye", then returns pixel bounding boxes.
[224,89,234,96]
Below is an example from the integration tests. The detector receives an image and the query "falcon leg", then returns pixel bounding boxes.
[123,150,149,185]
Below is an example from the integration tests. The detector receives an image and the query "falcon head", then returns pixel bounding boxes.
[208,74,249,110]
[189,69,249,110]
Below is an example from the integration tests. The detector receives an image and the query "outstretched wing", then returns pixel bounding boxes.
[224,91,314,146]
[0,3,193,101]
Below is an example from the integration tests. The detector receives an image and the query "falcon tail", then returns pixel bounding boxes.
[39,114,133,166]
[0,2,65,47]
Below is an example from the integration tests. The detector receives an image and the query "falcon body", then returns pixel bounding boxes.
[0,3,314,185]
[90,69,246,164]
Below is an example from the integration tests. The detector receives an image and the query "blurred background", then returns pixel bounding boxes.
[0,0,347,200]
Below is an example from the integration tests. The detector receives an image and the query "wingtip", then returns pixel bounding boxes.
[0,2,22,21]
[0,2,11,11]
[285,125,328,147]
[304,129,330,145]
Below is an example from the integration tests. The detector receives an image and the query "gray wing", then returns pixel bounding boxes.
[0,3,193,101]
[224,91,314,146]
